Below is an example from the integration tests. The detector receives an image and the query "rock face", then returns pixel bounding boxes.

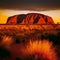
[6,13,54,24]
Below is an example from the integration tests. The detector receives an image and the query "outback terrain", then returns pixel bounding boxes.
[0,13,60,60]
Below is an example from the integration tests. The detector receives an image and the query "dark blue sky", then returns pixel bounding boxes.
[0,0,60,10]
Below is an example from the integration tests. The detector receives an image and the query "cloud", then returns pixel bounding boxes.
[0,0,60,10]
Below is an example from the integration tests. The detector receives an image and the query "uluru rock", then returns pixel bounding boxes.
[6,13,54,24]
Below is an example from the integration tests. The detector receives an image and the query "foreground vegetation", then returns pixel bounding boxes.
[0,25,60,60]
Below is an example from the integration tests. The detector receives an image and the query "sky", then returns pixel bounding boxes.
[0,0,60,24]
[0,9,60,24]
